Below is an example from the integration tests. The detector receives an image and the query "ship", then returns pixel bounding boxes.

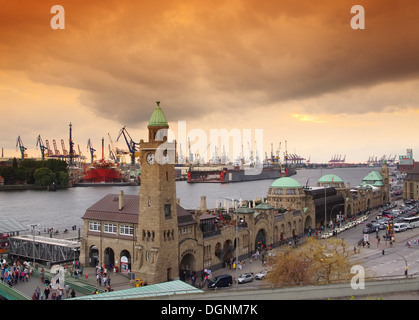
[73,159,132,186]
[187,164,296,183]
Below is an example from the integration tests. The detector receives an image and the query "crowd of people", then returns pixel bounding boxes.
[1,258,32,287]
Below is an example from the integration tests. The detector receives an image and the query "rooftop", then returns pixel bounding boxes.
[318,174,343,184]
[270,177,302,188]
[81,193,195,225]
[360,171,384,186]
[148,101,168,127]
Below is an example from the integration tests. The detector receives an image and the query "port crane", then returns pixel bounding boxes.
[36,135,48,160]
[61,139,68,157]
[16,136,27,159]
[116,126,140,165]
[87,139,96,164]
[45,140,53,157]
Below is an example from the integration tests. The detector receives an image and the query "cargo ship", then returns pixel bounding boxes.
[73,159,132,186]
[187,164,296,183]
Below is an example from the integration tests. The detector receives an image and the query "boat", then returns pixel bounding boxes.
[74,159,132,186]
[187,164,296,183]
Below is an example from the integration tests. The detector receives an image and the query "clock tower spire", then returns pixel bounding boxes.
[133,101,178,284]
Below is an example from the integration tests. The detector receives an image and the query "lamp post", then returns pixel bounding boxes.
[395,253,408,278]
[30,224,38,267]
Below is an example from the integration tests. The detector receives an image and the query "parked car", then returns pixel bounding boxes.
[393,223,408,232]
[207,274,233,289]
[255,269,268,280]
[238,273,253,284]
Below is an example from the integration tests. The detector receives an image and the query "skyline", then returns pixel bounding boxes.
[1,1,419,163]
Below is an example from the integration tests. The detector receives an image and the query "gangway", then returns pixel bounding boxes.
[8,235,80,264]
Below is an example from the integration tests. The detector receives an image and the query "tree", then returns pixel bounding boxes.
[57,171,69,188]
[268,237,357,286]
[33,167,55,186]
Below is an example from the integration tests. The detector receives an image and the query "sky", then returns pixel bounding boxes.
[1,0,419,164]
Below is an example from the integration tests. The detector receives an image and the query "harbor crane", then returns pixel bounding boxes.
[36,135,48,160]
[16,136,27,159]
[108,133,120,163]
[87,139,96,164]
[52,140,61,157]
[61,139,68,157]
[116,126,140,165]
[45,140,53,157]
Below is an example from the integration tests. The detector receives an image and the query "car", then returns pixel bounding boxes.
[394,223,408,232]
[255,269,268,280]
[362,223,377,234]
[237,273,253,284]
[207,274,233,289]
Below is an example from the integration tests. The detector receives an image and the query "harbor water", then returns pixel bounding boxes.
[0,167,378,233]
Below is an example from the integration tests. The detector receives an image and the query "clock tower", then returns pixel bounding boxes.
[133,101,179,284]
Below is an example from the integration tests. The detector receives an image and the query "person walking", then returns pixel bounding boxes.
[44,285,50,300]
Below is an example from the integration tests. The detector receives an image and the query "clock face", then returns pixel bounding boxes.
[146,153,155,165]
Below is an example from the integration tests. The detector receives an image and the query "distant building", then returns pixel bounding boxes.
[398,149,416,172]
[403,165,419,200]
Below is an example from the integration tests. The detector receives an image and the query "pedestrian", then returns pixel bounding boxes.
[107,275,111,287]
[70,289,76,298]
[40,268,45,283]
[44,285,50,300]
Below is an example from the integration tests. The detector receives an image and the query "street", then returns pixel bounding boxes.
[337,213,419,280]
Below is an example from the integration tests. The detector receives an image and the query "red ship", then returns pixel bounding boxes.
[81,159,123,183]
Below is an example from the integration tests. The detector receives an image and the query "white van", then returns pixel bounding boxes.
[394,223,408,232]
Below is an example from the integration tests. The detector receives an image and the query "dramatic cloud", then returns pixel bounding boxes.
[1,0,419,162]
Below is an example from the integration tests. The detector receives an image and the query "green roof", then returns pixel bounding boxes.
[234,206,255,214]
[148,101,168,127]
[318,174,343,183]
[360,171,384,186]
[254,202,274,210]
[270,177,301,188]
[70,280,202,300]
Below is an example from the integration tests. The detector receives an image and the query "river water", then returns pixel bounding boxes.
[0,167,379,233]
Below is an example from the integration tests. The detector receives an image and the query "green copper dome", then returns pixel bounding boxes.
[318,174,343,183]
[270,177,301,188]
[148,101,168,127]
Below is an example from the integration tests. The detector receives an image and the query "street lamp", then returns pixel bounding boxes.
[395,253,409,278]
[30,224,38,267]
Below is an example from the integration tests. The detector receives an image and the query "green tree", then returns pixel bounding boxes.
[33,167,56,186]
[57,171,69,188]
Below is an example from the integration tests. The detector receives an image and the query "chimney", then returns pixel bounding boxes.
[119,190,124,211]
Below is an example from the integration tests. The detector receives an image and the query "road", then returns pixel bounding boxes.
[336,210,419,280]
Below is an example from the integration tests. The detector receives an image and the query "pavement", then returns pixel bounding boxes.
[2,265,133,300]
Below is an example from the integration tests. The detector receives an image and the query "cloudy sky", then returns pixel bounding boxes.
[1,0,418,163]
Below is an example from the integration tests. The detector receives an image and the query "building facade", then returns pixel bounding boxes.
[79,103,391,285]
[403,165,419,200]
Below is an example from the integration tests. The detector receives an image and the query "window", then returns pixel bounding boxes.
[164,204,171,219]
[89,221,101,232]
[120,225,133,236]
[104,223,117,234]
